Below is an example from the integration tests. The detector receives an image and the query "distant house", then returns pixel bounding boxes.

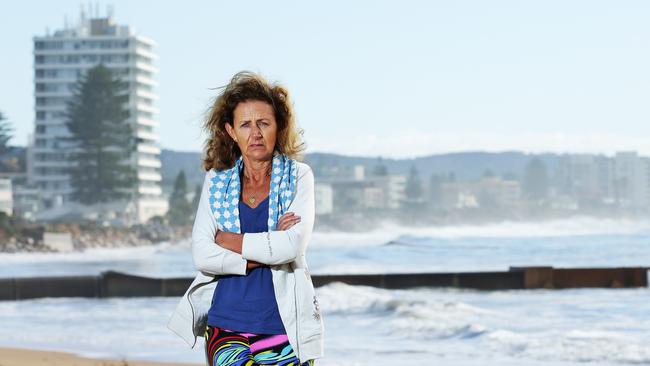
[440,177,521,209]
[314,183,333,215]
[0,178,12,216]
[12,184,41,220]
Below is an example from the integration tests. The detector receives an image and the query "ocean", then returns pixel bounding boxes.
[1,215,649,365]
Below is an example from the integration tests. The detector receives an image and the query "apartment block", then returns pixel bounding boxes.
[30,11,167,224]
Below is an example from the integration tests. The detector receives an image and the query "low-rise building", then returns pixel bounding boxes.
[0,178,13,216]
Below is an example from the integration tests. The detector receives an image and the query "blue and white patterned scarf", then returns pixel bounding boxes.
[208,150,299,233]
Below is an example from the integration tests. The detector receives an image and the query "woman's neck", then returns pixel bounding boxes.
[241,158,272,185]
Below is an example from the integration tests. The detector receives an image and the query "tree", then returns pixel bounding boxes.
[167,170,193,226]
[503,171,517,180]
[63,64,137,204]
[429,173,443,207]
[523,157,549,202]
[405,165,423,201]
[371,156,388,176]
[0,211,14,236]
[0,111,14,156]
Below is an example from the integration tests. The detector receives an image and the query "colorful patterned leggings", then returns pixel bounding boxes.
[204,324,315,366]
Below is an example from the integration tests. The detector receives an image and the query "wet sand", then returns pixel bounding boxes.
[0,346,201,366]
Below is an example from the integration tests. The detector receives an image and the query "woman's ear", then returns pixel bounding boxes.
[224,122,236,141]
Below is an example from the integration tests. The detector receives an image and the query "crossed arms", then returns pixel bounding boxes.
[191,163,315,276]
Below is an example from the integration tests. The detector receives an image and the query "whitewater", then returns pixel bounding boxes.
[1,215,649,365]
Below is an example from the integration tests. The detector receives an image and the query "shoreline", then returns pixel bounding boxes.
[1,223,192,253]
[2,213,650,254]
[0,346,201,366]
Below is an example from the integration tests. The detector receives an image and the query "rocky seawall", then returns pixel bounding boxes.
[0,223,192,253]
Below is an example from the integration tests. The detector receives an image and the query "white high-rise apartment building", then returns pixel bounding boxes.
[30,11,167,224]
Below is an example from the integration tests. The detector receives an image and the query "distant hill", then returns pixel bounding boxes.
[305,151,564,182]
[160,149,204,195]
[0,146,599,193]
[160,149,569,195]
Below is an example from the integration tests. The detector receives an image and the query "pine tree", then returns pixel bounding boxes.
[0,111,14,156]
[523,157,549,202]
[405,165,423,201]
[371,156,388,176]
[167,170,193,226]
[63,64,137,204]
[429,173,443,207]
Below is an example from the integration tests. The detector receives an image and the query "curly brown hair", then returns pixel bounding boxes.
[201,71,307,171]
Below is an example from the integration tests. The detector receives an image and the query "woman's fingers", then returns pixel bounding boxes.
[278,220,299,231]
[277,214,301,230]
[281,216,301,224]
[279,212,300,223]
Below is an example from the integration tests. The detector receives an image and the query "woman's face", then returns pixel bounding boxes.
[225,100,278,161]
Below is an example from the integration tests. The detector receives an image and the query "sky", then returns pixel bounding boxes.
[1,0,650,159]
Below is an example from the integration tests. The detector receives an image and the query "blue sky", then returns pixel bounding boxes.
[2,1,650,158]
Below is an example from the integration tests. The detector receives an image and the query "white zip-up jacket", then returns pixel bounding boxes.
[167,161,325,363]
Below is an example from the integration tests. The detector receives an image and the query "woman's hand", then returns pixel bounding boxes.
[246,212,299,272]
[247,260,264,270]
[277,211,301,231]
[216,212,300,273]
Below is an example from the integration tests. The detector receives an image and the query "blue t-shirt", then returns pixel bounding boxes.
[206,195,286,334]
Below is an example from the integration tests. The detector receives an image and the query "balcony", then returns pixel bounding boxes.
[135,129,160,142]
[136,116,159,127]
[135,103,159,114]
[134,61,158,74]
[135,89,159,101]
[133,75,158,87]
[137,158,162,168]
[137,144,161,155]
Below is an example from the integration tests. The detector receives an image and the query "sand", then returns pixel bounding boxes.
[0,346,201,366]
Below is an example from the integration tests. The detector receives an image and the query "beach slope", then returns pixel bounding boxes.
[0,346,201,366]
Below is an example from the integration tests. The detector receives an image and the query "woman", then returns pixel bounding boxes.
[167,71,324,366]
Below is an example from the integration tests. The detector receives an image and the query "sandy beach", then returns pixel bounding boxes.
[0,346,201,366]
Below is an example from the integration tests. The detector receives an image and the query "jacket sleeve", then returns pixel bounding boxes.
[191,170,248,276]
[241,163,315,266]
